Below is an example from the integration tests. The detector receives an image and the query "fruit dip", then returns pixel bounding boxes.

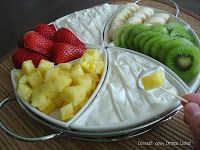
[71,48,181,130]
[55,3,119,45]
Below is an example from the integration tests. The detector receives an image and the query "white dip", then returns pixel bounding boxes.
[71,48,180,130]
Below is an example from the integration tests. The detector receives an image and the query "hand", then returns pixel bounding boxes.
[182,94,200,149]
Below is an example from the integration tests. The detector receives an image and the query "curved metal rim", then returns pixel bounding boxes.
[0,96,63,142]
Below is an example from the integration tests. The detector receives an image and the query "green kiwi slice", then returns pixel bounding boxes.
[170,28,195,43]
[158,38,194,62]
[143,34,167,56]
[151,25,169,34]
[165,22,186,32]
[139,32,163,53]
[113,24,133,47]
[151,36,172,59]
[165,46,200,82]
[127,24,151,49]
[120,25,136,48]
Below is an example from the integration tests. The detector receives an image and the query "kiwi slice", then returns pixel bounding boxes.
[165,22,186,32]
[127,24,151,49]
[139,32,163,53]
[143,34,167,56]
[114,24,133,47]
[151,36,172,59]
[158,38,194,62]
[151,25,169,34]
[170,28,195,43]
[120,25,136,48]
[164,46,200,82]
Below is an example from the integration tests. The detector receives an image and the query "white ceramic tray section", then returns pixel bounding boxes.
[11,46,108,129]
[70,47,188,132]
[103,4,200,93]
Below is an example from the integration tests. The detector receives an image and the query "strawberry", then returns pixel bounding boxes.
[52,43,85,64]
[35,23,56,39]
[48,24,57,32]
[53,28,86,50]
[23,31,54,57]
[12,48,49,69]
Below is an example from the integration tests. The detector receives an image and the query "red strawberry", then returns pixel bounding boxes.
[48,24,57,32]
[53,28,86,50]
[23,31,54,57]
[12,48,49,69]
[35,23,56,39]
[52,43,85,64]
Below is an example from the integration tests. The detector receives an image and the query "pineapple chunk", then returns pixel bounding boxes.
[59,85,87,107]
[86,73,100,90]
[60,103,74,121]
[85,49,101,60]
[39,98,56,114]
[59,70,70,76]
[28,71,43,88]
[54,75,72,92]
[22,60,35,75]
[31,93,48,108]
[70,64,84,77]
[44,67,59,83]
[18,75,29,84]
[38,60,54,76]
[72,75,93,94]
[40,83,59,99]
[58,63,72,71]
[15,70,23,83]
[141,71,165,90]
[17,83,32,102]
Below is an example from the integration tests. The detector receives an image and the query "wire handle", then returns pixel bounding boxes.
[134,0,180,17]
[0,95,62,142]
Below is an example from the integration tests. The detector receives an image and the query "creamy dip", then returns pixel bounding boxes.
[71,48,180,129]
[55,3,119,45]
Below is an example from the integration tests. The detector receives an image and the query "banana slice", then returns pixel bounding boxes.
[154,13,170,22]
[146,16,166,25]
[128,17,143,24]
[138,6,154,18]
[133,12,147,22]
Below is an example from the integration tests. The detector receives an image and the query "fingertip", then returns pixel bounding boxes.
[182,94,200,106]
[184,103,200,117]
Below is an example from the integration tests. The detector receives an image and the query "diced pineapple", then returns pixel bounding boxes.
[60,103,74,121]
[59,85,87,107]
[17,83,32,102]
[22,60,35,75]
[141,71,165,90]
[39,98,56,114]
[40,83,59,99]
[85,49,101,60]
[18,75,29,84]
[44,67,59,83]
[31,93,48,108]
[15,69,23,83]
[58,63,72,71]
[72,75,93,94]
[95,60,104,74]
[38,59,54,76]
[54,75,72,92]
[70,64,84,77]
[28,71,43,88]
[59,70,70,77]
[86,73,100,90]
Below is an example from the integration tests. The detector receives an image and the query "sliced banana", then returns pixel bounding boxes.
[133,12,147,22]
[138,6,154,18]
[128,17,143,24]
[154,13,170,22]
[145,16,166,25]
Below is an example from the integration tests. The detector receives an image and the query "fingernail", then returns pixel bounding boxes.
[184,103,200,117]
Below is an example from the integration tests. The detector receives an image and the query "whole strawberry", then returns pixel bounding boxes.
[48,24,57,32]
[23,31,54,57]
[12,48,49,69]
[53,28,86,50]
[52,43,85,64]
[35,23,56,39]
